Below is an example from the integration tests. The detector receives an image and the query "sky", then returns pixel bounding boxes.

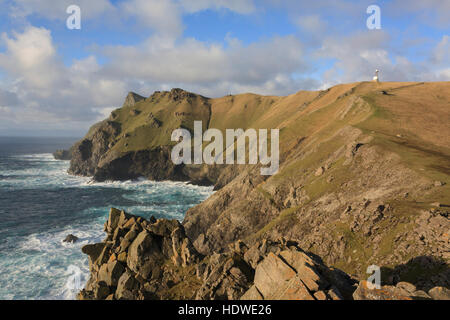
[0,0,448,137]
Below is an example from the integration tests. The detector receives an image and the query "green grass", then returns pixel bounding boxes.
[247,206,300,241]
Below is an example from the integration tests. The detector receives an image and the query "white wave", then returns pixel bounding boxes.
[2,218,106,300]
[0,152,214,300]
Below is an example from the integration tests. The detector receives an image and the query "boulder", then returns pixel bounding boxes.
[116,272,139,300]
[353,281,433,300]
[107,208,122,231]
[63,234,79,243]
[53,149,72,160]
[315,167,325,177]
[127,231,163,280]
[240,246,354,300]
[428,287,450,300]
[98,261,125,287]
[82,243,105,266]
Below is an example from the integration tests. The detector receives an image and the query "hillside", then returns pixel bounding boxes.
[67,81,450,291]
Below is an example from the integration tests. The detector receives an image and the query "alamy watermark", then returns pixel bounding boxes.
[66,5,81,30]
[366,5,381,30]
[171,121,279,176]
[366,265,381,289]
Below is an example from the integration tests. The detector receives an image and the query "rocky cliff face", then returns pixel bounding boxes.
[67,88,234,185]
[79,209,357,300]
[70,82,450,294]
[53,149,72,160]
[79,209,450,300]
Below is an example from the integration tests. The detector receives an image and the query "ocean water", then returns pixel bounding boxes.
[0,137,213,300]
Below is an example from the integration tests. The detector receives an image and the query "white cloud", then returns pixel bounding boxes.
[294,15,327,34]
[0,27,62,96]
[10,0,114,20]
[179,0,255,14]
[8,0,256,38]
[0,1,448,135]
[388,0,450,28]
[0,88,18,107]
[318,31,450,85]
[120,0,183,38]
[0,25,312,134]
[100,34,308,96]
[431,35,449,65]
[0,27,127,131]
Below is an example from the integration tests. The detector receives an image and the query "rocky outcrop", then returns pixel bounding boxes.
[79,208,202,300]
[67,88,225,185]
[63,234,79,243]
[68,120,121,177]
[78,209,355,300]
[53,149,72,160]
[240,243,357,300]
[80,209,449,300]
[123,92,145,108]
[352,281,450,300]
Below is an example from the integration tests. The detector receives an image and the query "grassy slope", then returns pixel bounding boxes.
[108,91,211,154]
[188,81,449,279]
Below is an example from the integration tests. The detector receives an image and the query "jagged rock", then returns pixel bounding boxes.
[107,208,122,231]
[79,209,449,301]
[246,252,314,300]
[241,286,264,300]
[315,167,325,177]
[68,120,121,177]
[63,234,79,243]
[127,230,162,280]
[241,247,353,300]
[98,261,125,287]
[94,282,110,300]
[353,281,435,300]
[116,272,139,300]
[53,149,72,160]
[428,287,450,300]
[82,243,105,267]
[123,92,145,108]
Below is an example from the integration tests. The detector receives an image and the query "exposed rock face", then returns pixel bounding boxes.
[53,149,72,160]
[78,209,354,300]
[63,234,79,243]
[123,92,145,108]
[69,120,121,177]
[241,244,357,300]
[80,209,449,300]
[67,88,227,185]
[79,208,203,300]
[352,281,439,300]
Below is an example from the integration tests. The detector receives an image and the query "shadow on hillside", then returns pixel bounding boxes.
[381,255,450,292]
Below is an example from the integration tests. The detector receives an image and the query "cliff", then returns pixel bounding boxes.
[69,82,450,295]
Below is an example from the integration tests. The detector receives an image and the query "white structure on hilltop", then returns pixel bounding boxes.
[373,69,380,83]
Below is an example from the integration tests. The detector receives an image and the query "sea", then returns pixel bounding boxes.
[0,137,213,300]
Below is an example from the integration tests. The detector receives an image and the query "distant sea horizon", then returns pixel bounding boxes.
[0,136,80,156]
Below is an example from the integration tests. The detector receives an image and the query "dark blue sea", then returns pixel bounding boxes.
[0,137,213,300]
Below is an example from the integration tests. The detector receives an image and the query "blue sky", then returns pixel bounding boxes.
[0,0,448,136]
